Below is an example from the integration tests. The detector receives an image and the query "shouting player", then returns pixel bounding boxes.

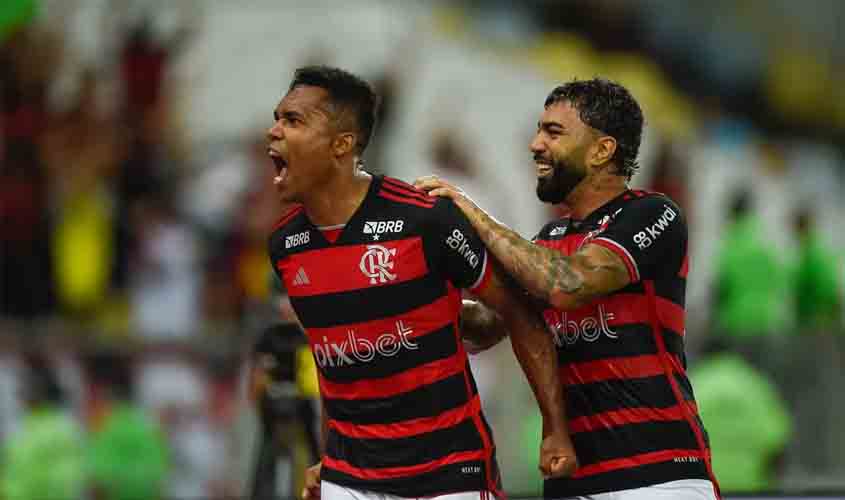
[416,79,721,500]
[266,66,576,500]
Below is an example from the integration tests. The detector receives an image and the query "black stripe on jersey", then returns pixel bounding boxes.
[556,326,684,364]
[573,420,700,466]
[544,456,710,498]
[325,372,473,425]
[291,274,448,328]
[320,324,458,383]
[326,419,483,469]
[566,375,677,419]
[618,280,685,308]
[674,372,696,402]
[321,459,489,498]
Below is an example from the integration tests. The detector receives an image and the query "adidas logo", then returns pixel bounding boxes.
[549,226,567,236]
[292,267,310,286]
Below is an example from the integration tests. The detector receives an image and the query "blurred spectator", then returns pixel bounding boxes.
[1,142,54,317]
[690,347,792,493]
[713,189,790,346]
[779,205,844,479]
[249,322,319,500]
[135,353,231,499]
[128,194,201,341]
[791,206,842,331]
[85,351,169,500]
[0,354,85,500]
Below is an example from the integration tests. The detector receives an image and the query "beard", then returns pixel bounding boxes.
[535,155,586,204]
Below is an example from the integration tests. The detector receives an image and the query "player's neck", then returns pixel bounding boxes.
[303,169,372,227]
[564,174,627,220]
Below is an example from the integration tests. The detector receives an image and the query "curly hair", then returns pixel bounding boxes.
[290,65,379,155]
[544,78,644,180]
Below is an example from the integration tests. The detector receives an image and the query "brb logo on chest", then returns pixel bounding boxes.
[360,244,398,284]
[312,320,417,368]
[363,219,404,241]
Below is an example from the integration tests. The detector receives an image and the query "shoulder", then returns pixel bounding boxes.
[270,204,305,235]
[622,190,683,215]
[610,190,685,227]
[534,218,570,242]
[268,204,308,257]
[375,176,438,210]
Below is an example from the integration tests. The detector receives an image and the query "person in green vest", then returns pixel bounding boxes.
[791,207,842,331]
[0,355,85,500]
[714,189,791,341]
[85,352,169,500]
[689,345,792,492]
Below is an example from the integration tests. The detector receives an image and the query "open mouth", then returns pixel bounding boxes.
[268,148,288,184]
[536,161,554,178]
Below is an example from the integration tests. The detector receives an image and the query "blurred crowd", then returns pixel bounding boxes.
[1,0,844,498]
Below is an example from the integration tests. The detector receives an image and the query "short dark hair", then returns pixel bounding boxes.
[289,65,379,155]
[545,78,643,180]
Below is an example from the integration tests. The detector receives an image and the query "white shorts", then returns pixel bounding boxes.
[321,480,492,500]
[559,479,717,500]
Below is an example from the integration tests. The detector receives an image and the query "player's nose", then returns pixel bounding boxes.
[529,134,545,155]
[267,120,284,141]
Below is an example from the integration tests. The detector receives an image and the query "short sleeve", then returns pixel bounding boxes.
[589,196,687,282]
[424,198,490,292]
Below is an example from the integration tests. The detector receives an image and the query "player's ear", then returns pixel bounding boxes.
[589,135,617,168]
[332,132,357,158]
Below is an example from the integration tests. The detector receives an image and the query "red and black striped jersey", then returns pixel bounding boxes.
[268,175,502,498]
[535,190,717,498]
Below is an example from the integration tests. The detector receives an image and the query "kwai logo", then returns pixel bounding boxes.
[543,305,618,347]
[312,320,416,368]
[445,229,480,268]
[633,204,677,250]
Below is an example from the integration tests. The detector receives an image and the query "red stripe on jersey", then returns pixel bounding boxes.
[329,395,481,439]
[378,190,435,208]
[324,450,487,480]
[382,177,437,204]
[590,238,640,283]
[573,449,705,478]
[468,253,492,295]
[305,295,455,352]
[679,253,689,278]
[561,354,680,385]
[552,293,685,335]
[278,237,428,297]
[569,402,698,434]
[271,204,304,232]
[644,280,721,498]
[318,352,464,399]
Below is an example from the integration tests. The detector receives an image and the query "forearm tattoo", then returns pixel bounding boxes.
[470,205,583,302]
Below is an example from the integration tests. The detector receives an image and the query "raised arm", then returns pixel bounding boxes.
[473,260,578,478]
[416,177,630,310]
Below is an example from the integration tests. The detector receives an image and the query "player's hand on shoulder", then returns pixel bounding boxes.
[414,175,472,208]
[302,461,322,500]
